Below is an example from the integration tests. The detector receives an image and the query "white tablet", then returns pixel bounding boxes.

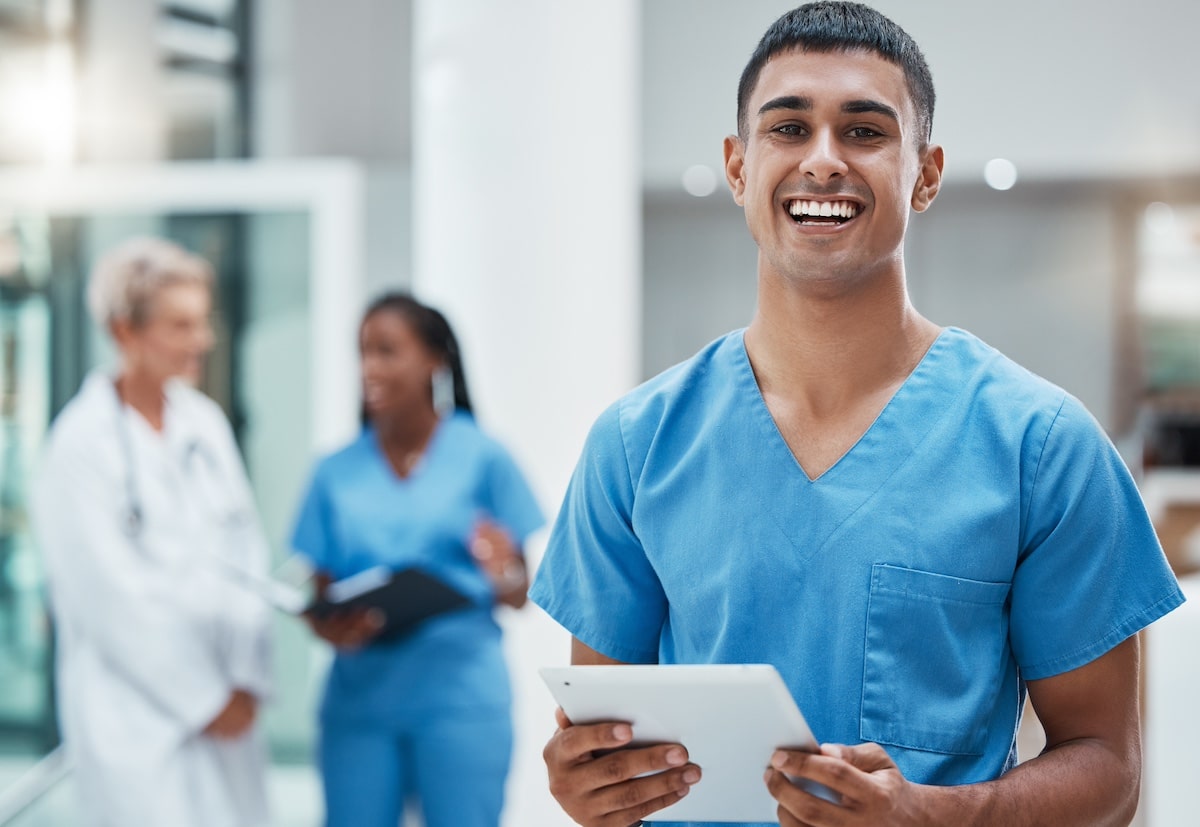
[540,664,833,823]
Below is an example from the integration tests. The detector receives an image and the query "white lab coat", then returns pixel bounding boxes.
[30,372,273,827]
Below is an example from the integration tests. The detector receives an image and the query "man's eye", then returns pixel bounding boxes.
[774,124,804,136]
[849,127,882,139]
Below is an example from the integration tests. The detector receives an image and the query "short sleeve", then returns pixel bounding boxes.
[1011,396,1185,680]
[290,464,334,571]
[483,447,545,546]
[528,403,668,664]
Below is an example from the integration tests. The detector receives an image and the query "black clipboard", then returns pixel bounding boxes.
[307,566,472,641]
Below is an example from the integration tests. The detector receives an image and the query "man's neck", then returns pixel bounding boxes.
[115,371,167,432]
[744,270,940,420]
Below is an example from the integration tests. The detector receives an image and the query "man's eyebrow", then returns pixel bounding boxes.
[757,95,811,117]
[842,99,900,123]
[756,96,901,125]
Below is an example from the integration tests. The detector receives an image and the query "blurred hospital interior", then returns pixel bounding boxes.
[0,0,1198,825]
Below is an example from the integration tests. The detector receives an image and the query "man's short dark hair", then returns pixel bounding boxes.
[736,1,935,145]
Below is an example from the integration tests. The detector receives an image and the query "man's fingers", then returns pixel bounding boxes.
[821,741,894,773]
[543,721,701,826]
[554,706,572,729]
[548,721,634,765]
[603,783,696,827]
[589,760,701,816]
[770,743,896,806]
[771,748,855,787]
[767,749,859,807]
[764,768,844,823]
[586,743,692,787]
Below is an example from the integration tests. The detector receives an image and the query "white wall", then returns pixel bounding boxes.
[642,194,758,378]
[253,0,413,294]
[252,0,411,161]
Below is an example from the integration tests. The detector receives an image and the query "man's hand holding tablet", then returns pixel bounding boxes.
[540,664,839,823]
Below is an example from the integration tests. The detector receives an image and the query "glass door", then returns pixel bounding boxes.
[0,219,55,753]
[0,159,365,778]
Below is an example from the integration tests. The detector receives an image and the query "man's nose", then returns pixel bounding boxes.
[799,129,848,183]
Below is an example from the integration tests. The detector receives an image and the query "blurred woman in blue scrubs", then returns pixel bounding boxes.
[291,292,544,827]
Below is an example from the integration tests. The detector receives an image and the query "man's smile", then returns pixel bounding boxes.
[786,198,861,225]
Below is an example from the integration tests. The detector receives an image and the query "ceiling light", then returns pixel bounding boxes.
[682,164,717,197]
[984,158,1017,191]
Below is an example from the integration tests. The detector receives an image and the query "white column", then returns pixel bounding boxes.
[78,0,167,161]
[412,3,641,826]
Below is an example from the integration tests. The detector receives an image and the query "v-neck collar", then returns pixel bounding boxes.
[370,416,448,485]
[732,327,969,561]
[736,327,953,484]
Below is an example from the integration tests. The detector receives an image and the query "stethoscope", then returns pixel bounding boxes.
[112,379,225,543]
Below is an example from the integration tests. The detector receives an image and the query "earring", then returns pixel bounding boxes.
[432,365,455,418]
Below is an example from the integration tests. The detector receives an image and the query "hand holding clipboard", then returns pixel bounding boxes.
[213,556,471,648]
[306,566,472,645]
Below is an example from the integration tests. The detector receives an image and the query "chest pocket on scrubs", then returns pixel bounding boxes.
[860,564,1010,756]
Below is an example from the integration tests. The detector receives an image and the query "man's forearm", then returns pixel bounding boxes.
[911,739,1139,827]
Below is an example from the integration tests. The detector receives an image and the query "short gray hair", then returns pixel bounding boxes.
[86,236,214,328]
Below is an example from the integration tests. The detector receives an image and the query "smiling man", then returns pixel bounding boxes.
[529,3,1184,826]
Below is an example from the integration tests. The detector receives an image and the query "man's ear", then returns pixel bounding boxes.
[911,144,944,212]
[723,135,747,206]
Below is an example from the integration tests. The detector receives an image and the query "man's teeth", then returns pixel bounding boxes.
[787,200,859,219]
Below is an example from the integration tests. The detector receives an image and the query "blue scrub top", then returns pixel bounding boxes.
[530,328,1183,819]
[293,411,544,723]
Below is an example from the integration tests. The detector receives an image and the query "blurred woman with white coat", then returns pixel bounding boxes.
[30,237,272,827]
